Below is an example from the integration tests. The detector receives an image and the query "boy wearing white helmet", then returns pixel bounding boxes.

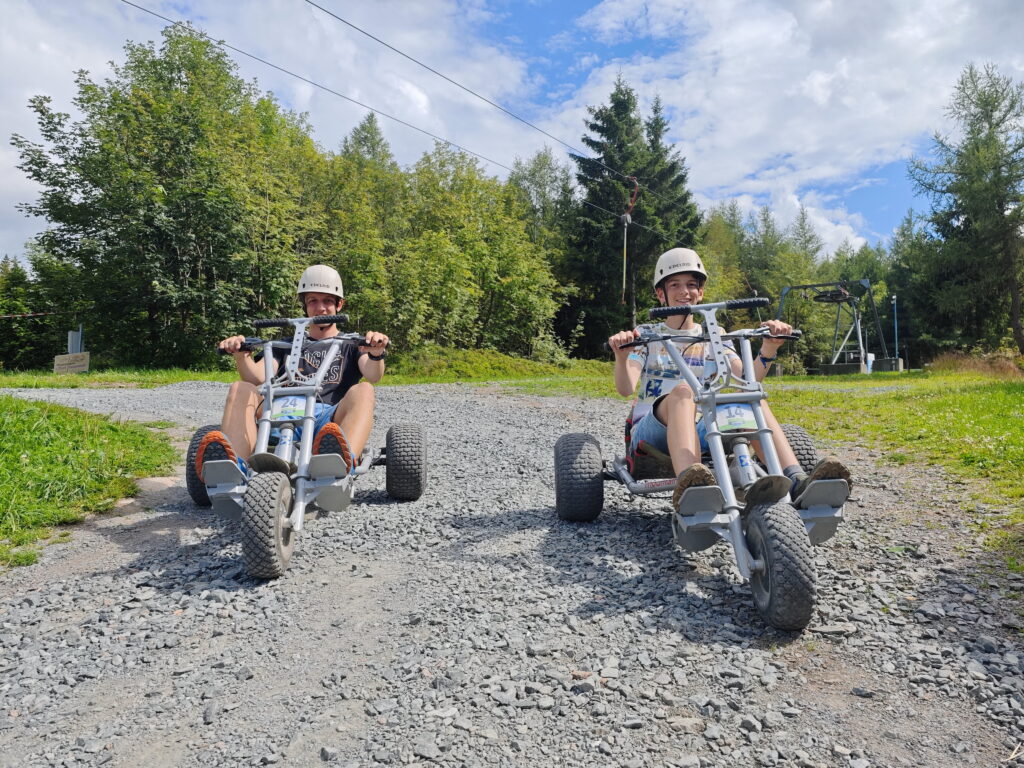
[608,248,850,508]
[196,264,389,478]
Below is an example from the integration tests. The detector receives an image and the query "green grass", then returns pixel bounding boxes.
[0,367,236,389]
[0,395,177,567]
[381,345,614,386]
[0,348,613,391]
[765,370,1023,503]
[764,367,1024,568]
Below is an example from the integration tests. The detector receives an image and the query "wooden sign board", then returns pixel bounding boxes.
[53,352,90,374]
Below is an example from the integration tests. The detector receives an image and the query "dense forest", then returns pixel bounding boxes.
[3,26,1023,372]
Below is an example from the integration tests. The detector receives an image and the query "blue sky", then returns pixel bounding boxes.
[3,0,1022,259]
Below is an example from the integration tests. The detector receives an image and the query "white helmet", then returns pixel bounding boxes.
[652,248,707,290]
[297,264,343,300]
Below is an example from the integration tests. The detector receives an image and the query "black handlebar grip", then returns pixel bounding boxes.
[649,304,693,320]
[763,330,801,341]
[603,339,643,352]
[725,297,770,310]
[253,317,291,329]
[217,336,263,354]
[310,314,349,325]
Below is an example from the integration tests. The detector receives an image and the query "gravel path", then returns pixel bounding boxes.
[1,382,1022,768]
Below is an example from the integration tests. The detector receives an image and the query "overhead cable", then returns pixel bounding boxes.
[115,0,667,240]
[302,0,674,206]
[118,0,509,171]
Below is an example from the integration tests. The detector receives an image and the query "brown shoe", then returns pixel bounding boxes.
[672,463,715,508]
[791,456,851,498]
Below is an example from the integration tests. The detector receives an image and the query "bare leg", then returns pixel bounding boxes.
[749,402,799,470]
[332,382,375,457]
[654,386,702,475]
[220,381,260,459]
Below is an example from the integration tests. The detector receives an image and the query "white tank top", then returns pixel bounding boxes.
[628,323,737,421]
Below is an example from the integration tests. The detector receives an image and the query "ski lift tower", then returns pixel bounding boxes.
[777,279,901,374]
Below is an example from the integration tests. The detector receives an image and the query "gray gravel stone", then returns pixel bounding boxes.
[0,382,1017,768]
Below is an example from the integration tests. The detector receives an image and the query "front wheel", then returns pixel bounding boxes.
[386,424,427,501]
[240,472,295,580]
[746,502,816,630]
[553,433,604,522]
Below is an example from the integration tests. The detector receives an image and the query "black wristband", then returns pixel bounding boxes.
[367,351,386,361]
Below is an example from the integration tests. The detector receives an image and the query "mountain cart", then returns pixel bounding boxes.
[553,298,849,630]
[186,314,426,579]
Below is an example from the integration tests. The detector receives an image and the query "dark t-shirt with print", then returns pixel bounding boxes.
[266,338,363,406]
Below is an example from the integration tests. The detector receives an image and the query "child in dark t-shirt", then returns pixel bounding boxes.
[197,265,389,478]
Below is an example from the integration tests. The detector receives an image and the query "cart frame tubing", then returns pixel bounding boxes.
[651,302,781,578]
[253,318,349,533]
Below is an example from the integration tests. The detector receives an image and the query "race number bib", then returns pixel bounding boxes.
[718,404,757,432]
[269,395,306,422]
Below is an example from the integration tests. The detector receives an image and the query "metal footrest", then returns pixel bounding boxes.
[795,478,849,509]
[795,479,848,544]
[673,485,730,552]
[203,460,246,521]
[308,454,348,480]
[676,485,727,517]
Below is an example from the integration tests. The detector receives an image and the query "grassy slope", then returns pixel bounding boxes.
[0,395,177,566]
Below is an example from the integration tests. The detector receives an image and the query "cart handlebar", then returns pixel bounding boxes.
[648,296,769,320]
[603,324,800,353]
[218,332,376,355]
[253,314,349,329]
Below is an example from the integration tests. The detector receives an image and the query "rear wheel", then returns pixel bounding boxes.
[553,433,604,522]
[746,502,816,630]
[781,424,819,473]
[185,424,219,507]
[240,472,295,580]
[386,424,427,501]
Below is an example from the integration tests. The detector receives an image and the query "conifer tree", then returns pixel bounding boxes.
[564,78,699,355]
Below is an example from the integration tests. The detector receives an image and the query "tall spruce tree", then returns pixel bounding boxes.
[563,78,699,355]
[909,63,1024,353]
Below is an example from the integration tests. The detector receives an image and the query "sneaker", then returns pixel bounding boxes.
[672,463,715,509]
[791,456,852,498]
[195,430,241,481]
[312,422,353,473]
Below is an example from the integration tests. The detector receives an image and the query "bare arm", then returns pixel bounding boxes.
[608,329,643,396]
[217,335,274,385]
[357,331,389,384]
[727,320,790,382]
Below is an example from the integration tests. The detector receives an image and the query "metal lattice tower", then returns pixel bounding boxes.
[777,279,889,366]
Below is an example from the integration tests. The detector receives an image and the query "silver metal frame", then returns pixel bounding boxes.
[612,301,846,579]
[204,319,377,530]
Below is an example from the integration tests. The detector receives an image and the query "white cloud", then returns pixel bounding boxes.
[0,0,543,256]
[569,0,1024,251]
[2,0,1022,261]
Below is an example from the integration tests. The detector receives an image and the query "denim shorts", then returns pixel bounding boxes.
[630,400,752,456]
[629,399,671,456]
[270,402,336,442]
